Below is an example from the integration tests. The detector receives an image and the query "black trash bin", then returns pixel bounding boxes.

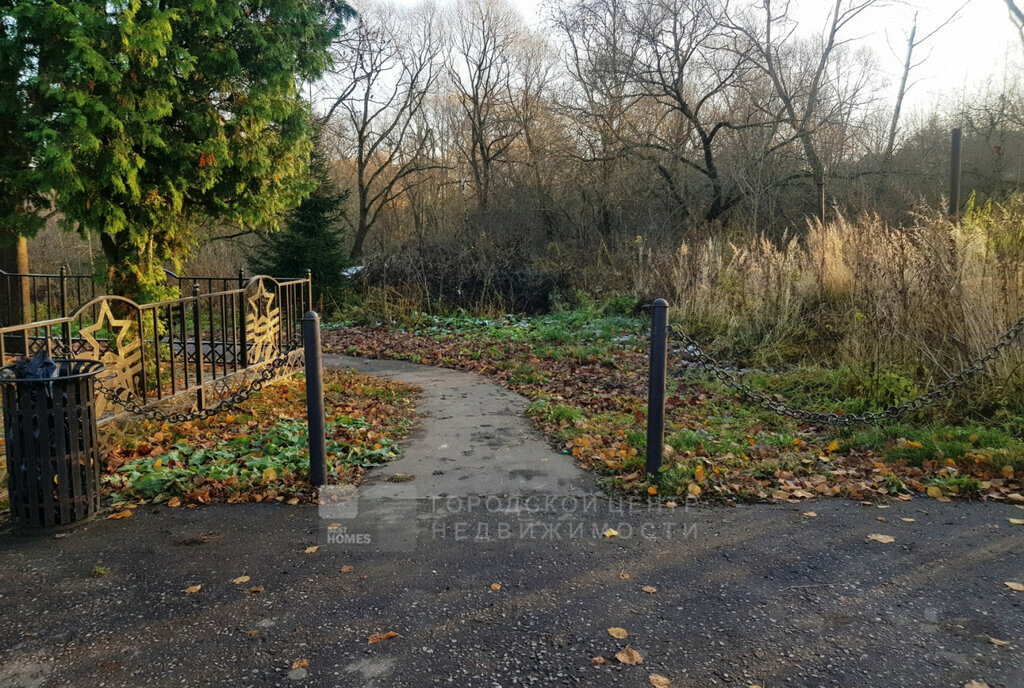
[0,359,106,529]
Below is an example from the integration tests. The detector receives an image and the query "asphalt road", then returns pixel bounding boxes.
[1,498,1022,688]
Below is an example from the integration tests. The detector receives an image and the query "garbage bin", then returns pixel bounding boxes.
[0,359,106,529]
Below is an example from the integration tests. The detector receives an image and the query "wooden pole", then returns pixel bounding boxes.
[949,127,962,219]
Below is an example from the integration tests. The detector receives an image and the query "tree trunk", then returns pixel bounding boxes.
[0,233,30,327]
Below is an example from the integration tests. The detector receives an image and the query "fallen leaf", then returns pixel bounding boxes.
[184,584,201,594]
[926,486,943,499]
[964,682,990,688]
[615,645,643,665]
[802,511,817,518]
[687,483,701,497]
[867,533,895,544]
[642,585,657,594]
[292,659,309,669]
[619,571,630,580]
[988,637,1009,647]
[901,518,916,523]
[607,627,629,639]
[1007,493,1024,504]
[341,565,355,573]
[107,510,133,520]
[245,630,259,637]
[649,675,671,687]
[490,583,501,591]
[368,631,399,644]
[591,656,606,666]
[647,486,658,496]
[1008,518,1024,525]
[1004,581,1024,592]
[877,517,887,522]
[286,497,299,505]
[664,501,677,509]
[304,546,319,554]
[232,575,251,584]
[245,586,265,594]
[603,528,618,538]
[167,497,181,508]
[827,440,839,452]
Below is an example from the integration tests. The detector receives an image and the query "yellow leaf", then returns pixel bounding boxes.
[615,645,643,665]
[1001,465,1014,479]
[167,497,181,508]
[647,485,658,495]
[1009,518,1024,525]
[232,575,251,584]
[184,584,201,594]
[1004,581,1024,591]
[867,533,895,544]
[367,631,399,644]
[153,459,162,469]
[107,509,133,520]
[826,440,839,452]
[292,659,310,669]
[642,585,657,594]
[687,483,701,497]
[664,501,677,509]
[304,546,319,554]
[649,675,671,688]
[603,528,618,538]
[607,627,629,639]
[926,486,943,499]
[802,512,817,518]
[490,583,501,591]
[286,497,299,505]
[694,465,705,483]
[988,637,1009,647]
[906,440,924,449]
[262,467,277,483]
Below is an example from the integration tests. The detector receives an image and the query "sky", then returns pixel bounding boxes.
[381,0,1023,113]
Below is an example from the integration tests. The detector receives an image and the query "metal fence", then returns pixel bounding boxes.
[0,274,312,421]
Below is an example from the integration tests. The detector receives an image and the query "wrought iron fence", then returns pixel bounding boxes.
[0,274,312,422]
[0,266,102,324]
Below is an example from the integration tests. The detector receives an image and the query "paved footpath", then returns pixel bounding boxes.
[0,358,1022,688]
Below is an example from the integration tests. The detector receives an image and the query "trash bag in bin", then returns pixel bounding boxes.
[0,354,106,529]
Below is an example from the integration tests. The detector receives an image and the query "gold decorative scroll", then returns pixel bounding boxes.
[245,279,280,366]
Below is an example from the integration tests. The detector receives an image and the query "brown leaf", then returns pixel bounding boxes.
[108,510,133,520]
[167,497,181,508]
[642,585,658,594]
[340,565,355,573]
[245,586,265,594]
[607,627,629,639]
[964,682,991,688]
[245,630,259,637]
[988,637,1009,647]
[232,575,251,584]
[619,571,630,580]
[184,584,201,594]
[802,511,817,518]
[649,675,671,688]
[490,583,502,591]
[292,659,310,669]
[1005,581,1024,592]
[615,645,643,665]
[368,631,399,644]
[866,533,894,544]
[590,656,606,666]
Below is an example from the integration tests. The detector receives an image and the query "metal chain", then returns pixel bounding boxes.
[668,315,1024,427]
[94,336,304,423]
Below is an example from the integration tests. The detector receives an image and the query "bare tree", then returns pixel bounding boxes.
[445,0,525,209]
[730,0,883,222]
[325,1,443,258]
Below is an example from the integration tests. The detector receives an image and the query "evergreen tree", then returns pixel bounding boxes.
[1,0,353,300]
[249,136,351,311]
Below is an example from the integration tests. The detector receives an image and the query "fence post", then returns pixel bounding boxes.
[302,311,327,487]
[192,282,205,410]
[646,298,668,481]
[306,268,314,313]
[949,127,962,219]
[58,266,72,345]
[238,270,248,369]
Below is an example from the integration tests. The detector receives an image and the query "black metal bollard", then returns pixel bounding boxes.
[645,299,668,480]
[302,311,327,487]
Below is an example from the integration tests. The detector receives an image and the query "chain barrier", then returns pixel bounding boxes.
[668,314,1024,427]
[93,336,304,423]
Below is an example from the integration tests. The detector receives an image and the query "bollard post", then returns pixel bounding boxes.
[303,311,327,487]
[645,298,668,480]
